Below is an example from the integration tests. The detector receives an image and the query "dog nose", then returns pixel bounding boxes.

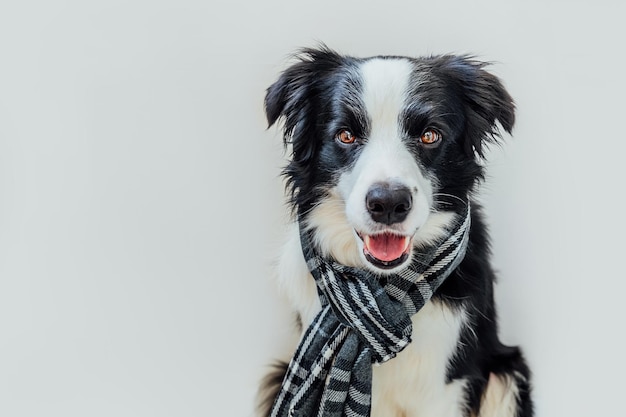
[365,183,413,225]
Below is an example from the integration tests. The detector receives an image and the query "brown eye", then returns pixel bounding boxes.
[336,129,357,144]
[419,129,442,145]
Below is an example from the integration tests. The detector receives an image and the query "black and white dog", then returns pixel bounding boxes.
[259,47,532,417]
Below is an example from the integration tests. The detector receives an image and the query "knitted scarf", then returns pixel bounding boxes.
[269,202,471,417]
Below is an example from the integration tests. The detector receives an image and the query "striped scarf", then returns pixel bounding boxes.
[270,203,471,417]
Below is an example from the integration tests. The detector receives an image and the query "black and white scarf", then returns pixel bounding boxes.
[270,203,471,417]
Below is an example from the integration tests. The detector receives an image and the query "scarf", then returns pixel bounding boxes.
[269,202,471,417]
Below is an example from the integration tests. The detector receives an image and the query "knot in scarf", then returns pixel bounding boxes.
[270,202,471,417]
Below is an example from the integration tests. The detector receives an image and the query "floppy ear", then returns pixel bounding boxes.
[264,62,308,132]
[264,59,315,152]
[264,47,345,207]
[265,47,344,140]
[443,57,516,158]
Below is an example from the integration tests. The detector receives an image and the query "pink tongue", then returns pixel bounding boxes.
[365,234,409,262]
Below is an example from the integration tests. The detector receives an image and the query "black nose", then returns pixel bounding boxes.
[365,183,413,225]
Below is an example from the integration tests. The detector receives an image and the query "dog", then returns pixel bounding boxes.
[258,46,533,417]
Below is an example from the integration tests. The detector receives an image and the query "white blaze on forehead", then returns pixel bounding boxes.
[353,57,426,187]
[360,58,413,136]
[334,57,434,249]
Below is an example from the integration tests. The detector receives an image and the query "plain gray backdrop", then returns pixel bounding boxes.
[1,1,625,416]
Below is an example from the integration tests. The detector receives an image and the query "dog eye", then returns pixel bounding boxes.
[419,129,442,145]
[335,129,357,145]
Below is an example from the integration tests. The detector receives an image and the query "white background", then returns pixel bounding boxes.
[1,1,625,416]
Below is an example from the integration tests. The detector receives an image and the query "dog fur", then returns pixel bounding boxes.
[258,46,533,417]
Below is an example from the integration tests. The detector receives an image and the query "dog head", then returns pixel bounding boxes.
[266,47,514,273]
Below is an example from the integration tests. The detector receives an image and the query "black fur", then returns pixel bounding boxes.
[265,47,515,214]
[262,46,532,416]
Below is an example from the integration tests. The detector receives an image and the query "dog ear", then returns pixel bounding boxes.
[264,58,314,148]
[264,65,302,131]
[442,57,516,158]
[265,46,343,138]
[265,47,345,208]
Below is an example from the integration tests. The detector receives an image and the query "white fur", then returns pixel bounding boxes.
[272,58,520,417]
[305,189,456,267]
[335,59,435,274]
[276,222,521,417]
[276,223,469,417]
[372,302,469,417]
[475,373,521,417]
[275,223,321,327]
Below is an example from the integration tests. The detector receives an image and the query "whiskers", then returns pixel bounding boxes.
[433,193,468,209]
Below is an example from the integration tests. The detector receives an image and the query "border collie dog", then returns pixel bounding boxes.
[259,47,532,417]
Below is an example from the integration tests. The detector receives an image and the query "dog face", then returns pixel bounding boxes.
[266,47,514,273]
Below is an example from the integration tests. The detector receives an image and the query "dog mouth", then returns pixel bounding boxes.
[357,232,413,269]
